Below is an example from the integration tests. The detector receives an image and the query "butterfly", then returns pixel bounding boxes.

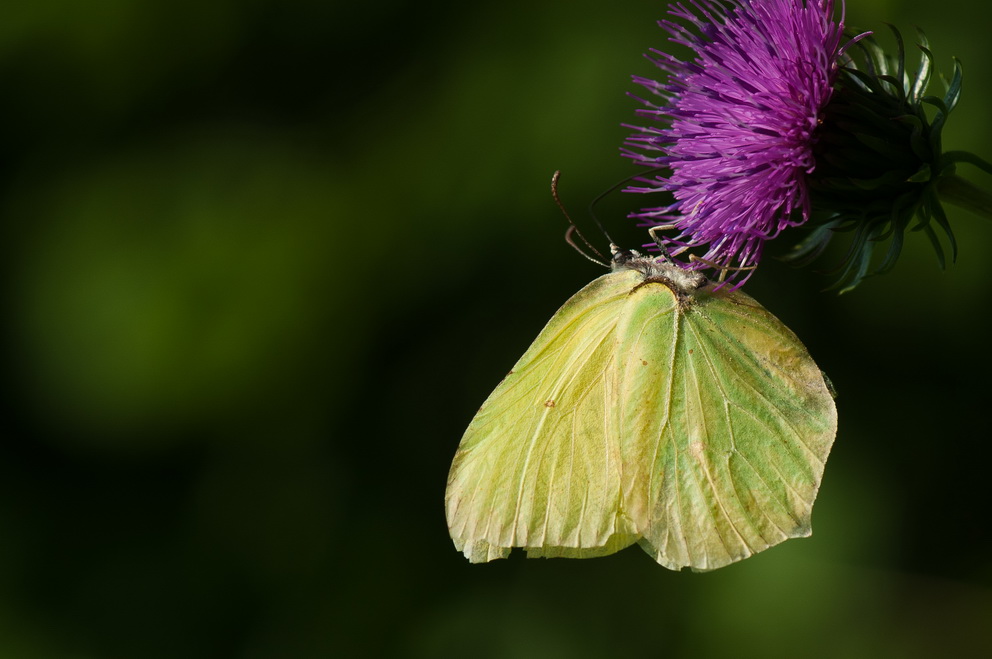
[445,244,836,571]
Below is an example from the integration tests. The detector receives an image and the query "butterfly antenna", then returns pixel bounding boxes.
[588,164,668,240]
[589,165,666,211]
[552,171,609,267]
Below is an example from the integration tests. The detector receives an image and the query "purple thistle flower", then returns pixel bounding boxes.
[624,0,847,283]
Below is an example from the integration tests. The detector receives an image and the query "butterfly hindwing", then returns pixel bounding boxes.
[616,282,836,570]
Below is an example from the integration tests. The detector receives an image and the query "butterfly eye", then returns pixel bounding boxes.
[611,248,642,269]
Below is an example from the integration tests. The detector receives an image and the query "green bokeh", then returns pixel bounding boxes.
[1,0,990,657]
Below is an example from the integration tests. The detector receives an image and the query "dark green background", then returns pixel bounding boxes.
[1,1,990,657]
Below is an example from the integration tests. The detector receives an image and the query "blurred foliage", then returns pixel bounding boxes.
[0,0,990,657]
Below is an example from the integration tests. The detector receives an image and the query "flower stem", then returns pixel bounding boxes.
[943,151,992,175]
[937,174,992,220]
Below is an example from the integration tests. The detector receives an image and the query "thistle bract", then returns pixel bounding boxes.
[788,27,992,291]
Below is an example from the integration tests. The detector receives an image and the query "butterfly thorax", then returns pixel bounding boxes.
[610,247,707,299]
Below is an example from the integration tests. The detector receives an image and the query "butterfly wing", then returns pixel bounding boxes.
[445,270,646,562]
[615,281,837,571]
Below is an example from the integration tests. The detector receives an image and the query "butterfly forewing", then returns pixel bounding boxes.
[445,271,646,562]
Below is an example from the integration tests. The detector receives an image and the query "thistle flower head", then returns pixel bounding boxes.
[624,0,847,285]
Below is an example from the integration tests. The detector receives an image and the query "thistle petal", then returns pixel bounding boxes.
[624,0,846,285]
